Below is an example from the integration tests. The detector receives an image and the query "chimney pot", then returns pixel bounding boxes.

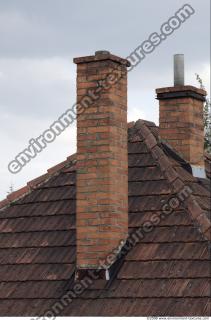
[174,54,184,86]
[95,50,110,56]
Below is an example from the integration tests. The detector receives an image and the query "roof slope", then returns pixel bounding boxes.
[0,120,210,316]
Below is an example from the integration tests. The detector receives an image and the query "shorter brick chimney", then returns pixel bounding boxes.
[156,55,207,167]
[74,51,130,278]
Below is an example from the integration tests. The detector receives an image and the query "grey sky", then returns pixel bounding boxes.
[0,0,210,199]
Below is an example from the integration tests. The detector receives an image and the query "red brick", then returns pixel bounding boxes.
[157,86,206,166]
[74,51,129,269]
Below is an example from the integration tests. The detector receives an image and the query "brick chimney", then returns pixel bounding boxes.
[156,54,207,167]
[74,51,130,276]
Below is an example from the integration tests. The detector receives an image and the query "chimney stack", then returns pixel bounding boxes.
[156,55,207,167]
[74,51,130,277]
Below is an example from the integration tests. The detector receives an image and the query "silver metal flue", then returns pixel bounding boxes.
[174,54,184,86]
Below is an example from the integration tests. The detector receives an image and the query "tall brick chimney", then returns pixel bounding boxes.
[156,54,207,167]
[74,51,130,276]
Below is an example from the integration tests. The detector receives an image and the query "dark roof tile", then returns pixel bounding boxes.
[126,242,209,260]
[0,230,75,248]
[101,278,210,298]
[118,260,211,279]
[129,210,193,227]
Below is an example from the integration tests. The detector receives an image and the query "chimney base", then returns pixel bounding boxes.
[75,268,110,281]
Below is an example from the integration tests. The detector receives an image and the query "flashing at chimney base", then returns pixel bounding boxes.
[191,165,206,179]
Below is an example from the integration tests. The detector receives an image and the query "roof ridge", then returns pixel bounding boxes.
[0,119,152,211]
[0,121,141,211]
[0,153,76,211]
[135,119,211,241]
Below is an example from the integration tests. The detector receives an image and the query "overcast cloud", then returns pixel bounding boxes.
[0,0,210,199]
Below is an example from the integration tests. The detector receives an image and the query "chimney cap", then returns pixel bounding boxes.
[73,51,131,67]
[156,85,207,101]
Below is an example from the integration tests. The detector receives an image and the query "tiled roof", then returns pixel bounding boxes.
[0,154,76,211]
[0,120,210,316]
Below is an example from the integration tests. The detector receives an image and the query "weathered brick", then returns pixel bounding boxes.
[74,51,129,269]
[157,86,206,166]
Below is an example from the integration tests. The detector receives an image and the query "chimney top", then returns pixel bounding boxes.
[174,54,184,86]
[73,51,131,67]
[156,55,207,167]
